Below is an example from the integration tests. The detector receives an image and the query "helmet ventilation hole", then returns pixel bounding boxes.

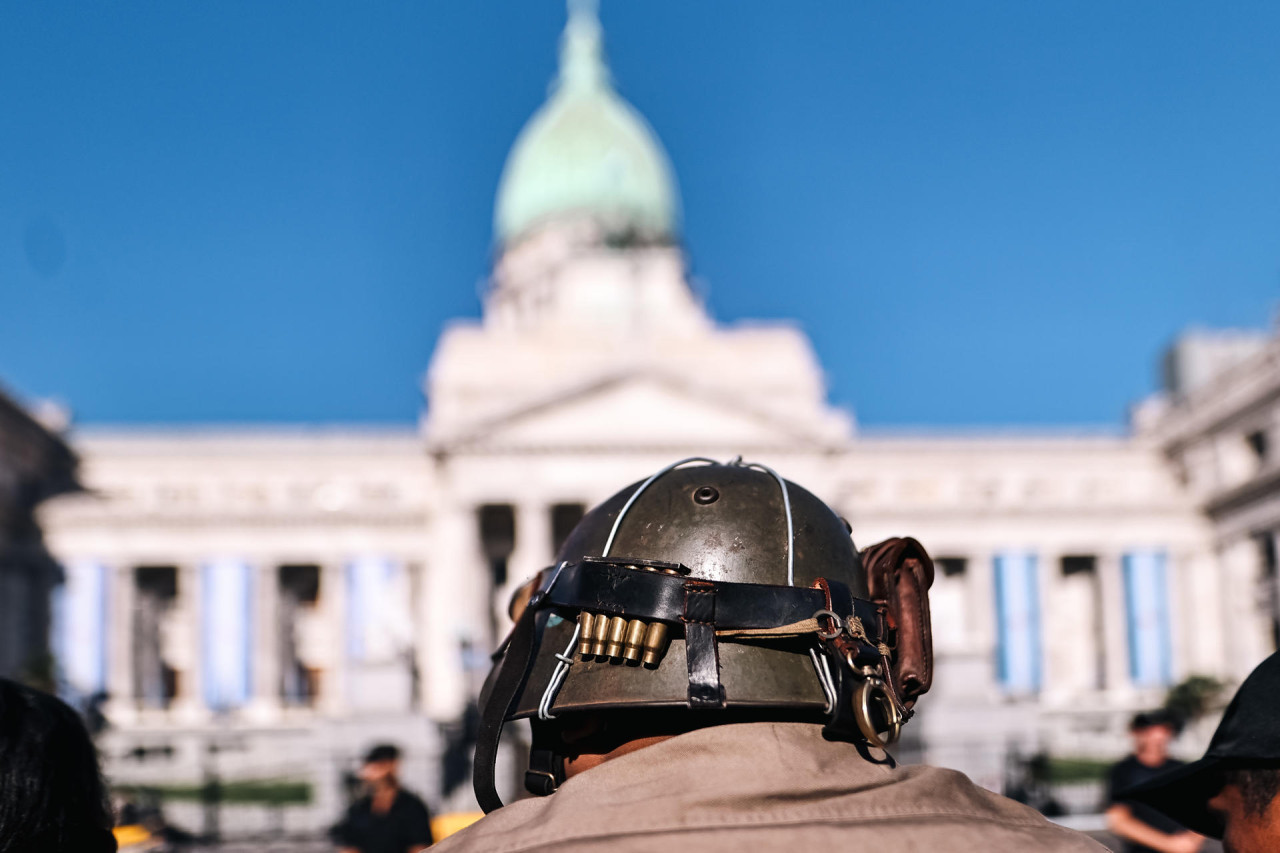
[693,486,720,505]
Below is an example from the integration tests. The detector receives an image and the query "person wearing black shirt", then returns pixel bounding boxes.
[1125,652,1280,853]
[331,744,434,853]
[1105,711,1202,853]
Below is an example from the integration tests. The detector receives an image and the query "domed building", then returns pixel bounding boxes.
[494,0,679,248]
[36,0,1279,835]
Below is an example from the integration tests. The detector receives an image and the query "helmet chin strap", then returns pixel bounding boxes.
[524,720,568,797]
[473,591,555,813]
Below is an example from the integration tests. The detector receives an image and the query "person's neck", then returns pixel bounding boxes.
[563,733,675,779]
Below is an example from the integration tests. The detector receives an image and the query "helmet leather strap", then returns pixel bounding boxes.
[682,580,726,708]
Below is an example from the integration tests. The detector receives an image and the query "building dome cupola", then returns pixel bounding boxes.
[494,0,681,247]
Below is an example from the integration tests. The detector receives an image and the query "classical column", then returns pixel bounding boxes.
[1268,530,1280,652]
[104,563,137,725]
[1220,536,1272,681]
[421,503,489,720]
[247,563,282,721]
[1177,547,1223,677]
[496,501,553,632]
[966,549,997,664]
[1098,552,1131,700]
[171,562,205,721]
[319,560,347,716]
[1036,550,1065,700]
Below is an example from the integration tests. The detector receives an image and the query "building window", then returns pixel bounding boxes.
[478,504,516,587]
[551,503,586,553]
[937,557,967,578]
[1060,555,1097,576]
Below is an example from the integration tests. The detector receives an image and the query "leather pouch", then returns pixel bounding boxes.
[860,537,935,707]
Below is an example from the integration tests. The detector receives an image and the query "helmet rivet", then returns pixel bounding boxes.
[693,486,719,505]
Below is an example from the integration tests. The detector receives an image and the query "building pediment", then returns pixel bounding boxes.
[427,371,849,454]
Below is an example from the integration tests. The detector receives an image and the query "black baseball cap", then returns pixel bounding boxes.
[1128,652,1280,838]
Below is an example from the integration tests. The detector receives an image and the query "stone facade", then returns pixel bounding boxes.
[31,0,1280,833]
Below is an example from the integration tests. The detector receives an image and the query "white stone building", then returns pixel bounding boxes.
[36,0,1279,831]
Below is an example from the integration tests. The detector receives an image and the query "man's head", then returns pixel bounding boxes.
[1129,710,1181,764]
[473,458,936,812]
[1130,653,1280,851]
[0,679,117,852]
[360,744,401,787]
[1209,765,1280,853]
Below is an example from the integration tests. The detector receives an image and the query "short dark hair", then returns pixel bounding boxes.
[1130,709,1183,734]
[0,679,117,853]
[1225,765,1280,817]
[363,743,401,765]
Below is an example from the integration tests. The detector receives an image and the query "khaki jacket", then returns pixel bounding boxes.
[436,722,1104,852]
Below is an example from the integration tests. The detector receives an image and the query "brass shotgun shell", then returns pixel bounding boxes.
[590,612,609,658]
[641,621,670,667]
[604,615,628,660]
[577,612,596,658]
[622,619,647,663]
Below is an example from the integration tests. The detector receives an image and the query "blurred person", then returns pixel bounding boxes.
[1127,652,1280,853]
[0,677,117,853]
[435,459,1103,852]
[1106,710,1204,853]
[330,743,434,853]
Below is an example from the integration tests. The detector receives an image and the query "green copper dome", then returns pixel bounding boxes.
[494,0,680,245]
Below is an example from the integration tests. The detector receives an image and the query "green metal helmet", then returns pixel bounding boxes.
[474,458,935,812]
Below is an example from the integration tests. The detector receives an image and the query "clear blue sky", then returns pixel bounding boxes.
[2,1,1277,426]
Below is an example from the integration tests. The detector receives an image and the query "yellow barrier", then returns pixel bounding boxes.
[112,824,153,849]
[431,811,484,841]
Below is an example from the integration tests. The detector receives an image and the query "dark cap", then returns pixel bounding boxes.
[1129,652,1280,838]
[363,743,401,765]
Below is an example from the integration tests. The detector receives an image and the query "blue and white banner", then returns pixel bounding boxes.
[994,551,1041,693]
[1123,550,1173,687]
[201,559,254,710]
[51,559,110,701]
[346,557,411,662]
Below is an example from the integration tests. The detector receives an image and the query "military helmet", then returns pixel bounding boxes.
[474,458,935,812]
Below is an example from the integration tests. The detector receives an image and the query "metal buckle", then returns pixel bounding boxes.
[854,678,902,749]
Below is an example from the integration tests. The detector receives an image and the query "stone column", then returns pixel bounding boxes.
[966,549,996,662]
[1178,547,1224,677]
[1036,550,1065,701]
[496,501,553,634]
[1268,530,1280,652]
[510,501,553,580]
[104,564,137,725]
[247,563,282,722]
[172,563,207,717]
[1220,536,1272,681]
[1098,552,1131,701]
[421,503,488,720]
[171,562,205,721]
[319,561,347,716]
